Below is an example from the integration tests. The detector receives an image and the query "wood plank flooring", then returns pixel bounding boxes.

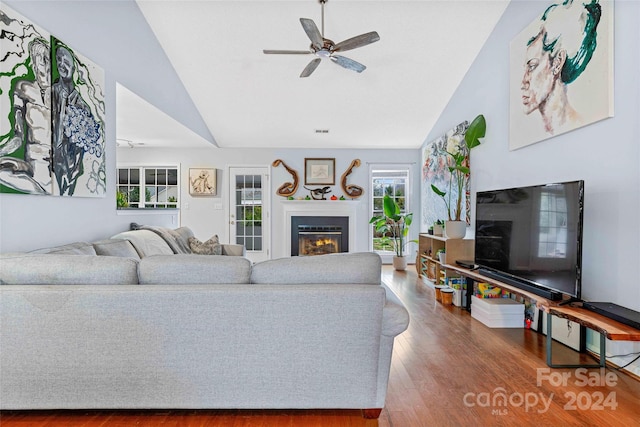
[2,266,639,426]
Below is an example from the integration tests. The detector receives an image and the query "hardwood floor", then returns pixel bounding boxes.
[2,266,639,426]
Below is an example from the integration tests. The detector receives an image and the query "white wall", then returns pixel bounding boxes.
[424,0,640,374]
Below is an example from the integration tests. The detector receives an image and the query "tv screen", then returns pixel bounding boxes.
[474,180,584,300]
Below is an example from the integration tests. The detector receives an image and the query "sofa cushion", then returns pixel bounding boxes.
[251,252,382,285]
[188,235,222,255]
[92,239,141,259]
[138,254,252,284]
[110,230,174,258]
[29,242,97,256]
[0,254,139,285]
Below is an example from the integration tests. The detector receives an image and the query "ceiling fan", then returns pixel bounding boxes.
[263,0,380,78]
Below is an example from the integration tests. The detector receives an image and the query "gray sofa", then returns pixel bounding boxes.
[0,227,409,418]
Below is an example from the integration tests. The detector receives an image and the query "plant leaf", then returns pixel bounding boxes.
[465,114,486,149]
[383,195,397,218]
[431,184,446,197]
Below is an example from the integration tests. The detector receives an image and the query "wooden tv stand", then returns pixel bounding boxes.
[445,264,640,369]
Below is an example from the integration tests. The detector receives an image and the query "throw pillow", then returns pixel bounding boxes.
[188,235,222,255]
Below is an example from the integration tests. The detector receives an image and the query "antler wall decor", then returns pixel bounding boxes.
[340,159,363,199]
[272,159,299,197]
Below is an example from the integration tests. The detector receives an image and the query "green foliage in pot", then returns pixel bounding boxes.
[431,114,486,221]
[116,190,129,208]
[369,195,415,257]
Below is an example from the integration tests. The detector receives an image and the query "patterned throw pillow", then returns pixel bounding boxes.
[188,235,222,255]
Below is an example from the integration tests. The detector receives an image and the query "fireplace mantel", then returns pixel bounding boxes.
[281,200,360,257]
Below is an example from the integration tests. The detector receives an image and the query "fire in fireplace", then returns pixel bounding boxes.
[291,216,349,256]
[298,226,341,256]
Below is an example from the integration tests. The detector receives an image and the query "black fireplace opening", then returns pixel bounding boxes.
[291,216,349,256]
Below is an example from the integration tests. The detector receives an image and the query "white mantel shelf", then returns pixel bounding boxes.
[280,200,360,204]
[280,199,361,256]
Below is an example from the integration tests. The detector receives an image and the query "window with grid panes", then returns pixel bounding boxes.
[117,166,179,209]
[234,174,263,251]
[371,168,410,253]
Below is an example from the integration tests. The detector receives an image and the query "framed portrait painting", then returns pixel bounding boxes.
[509,0,614,150]
[304,158,335,185]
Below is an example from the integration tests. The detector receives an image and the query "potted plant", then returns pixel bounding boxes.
[370,194,416,271]
[436,248,446,264]
[116,190,129,208]
[433,220,444,236]
[431,114,486,238]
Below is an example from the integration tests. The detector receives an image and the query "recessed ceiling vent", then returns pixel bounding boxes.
[315,129,329,134]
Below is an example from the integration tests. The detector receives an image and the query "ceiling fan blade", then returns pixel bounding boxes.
[330,55,366,73]
[300,18,324,50]
[263,49,312,55]
[300,58,322,78]
[334,31,380,52]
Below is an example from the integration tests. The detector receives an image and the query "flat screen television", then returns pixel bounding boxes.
[474,180,584,301]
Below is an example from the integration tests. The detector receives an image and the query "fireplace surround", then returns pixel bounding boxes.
[281,200,359,257]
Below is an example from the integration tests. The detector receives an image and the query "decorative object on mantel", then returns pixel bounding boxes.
[305,158,335,185]
[189,168,216,196]
[304,185,331,200]
[369,195,416,271]
[428,114,486,238]
[272,159,299,197]
[340,159,364,199]
[331,195,338,200]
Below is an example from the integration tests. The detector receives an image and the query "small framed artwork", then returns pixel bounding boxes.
[304,158,335,185]
[189,168,216,196]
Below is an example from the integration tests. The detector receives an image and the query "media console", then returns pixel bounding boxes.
[443,263,640,369]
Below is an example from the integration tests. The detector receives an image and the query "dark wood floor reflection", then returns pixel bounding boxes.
[2,265,639,426]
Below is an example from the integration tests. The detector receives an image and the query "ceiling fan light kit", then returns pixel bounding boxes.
[263,0,380,78]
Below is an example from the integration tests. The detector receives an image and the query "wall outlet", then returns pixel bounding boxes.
[214,203,223,210]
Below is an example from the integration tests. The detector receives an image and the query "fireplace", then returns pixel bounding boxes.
[291,216,349,256]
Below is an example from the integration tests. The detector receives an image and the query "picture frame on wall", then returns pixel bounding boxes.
[189,168,216,196]
[508,0,614,150]
[304,158,335,185]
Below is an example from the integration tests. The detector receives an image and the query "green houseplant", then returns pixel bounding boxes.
[116,190,129,208]
[431,114,486,238]
[369,195,416,270]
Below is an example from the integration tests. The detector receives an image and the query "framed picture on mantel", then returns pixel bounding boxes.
[304,158,335,185]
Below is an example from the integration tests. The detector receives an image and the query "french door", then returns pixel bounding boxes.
[229,167,270,263]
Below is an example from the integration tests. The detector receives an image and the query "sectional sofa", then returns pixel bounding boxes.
[0,226,409,418]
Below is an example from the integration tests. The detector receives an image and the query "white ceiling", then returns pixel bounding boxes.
[118,0,509,150]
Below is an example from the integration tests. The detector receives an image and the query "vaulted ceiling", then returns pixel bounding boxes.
[118,0,509,149]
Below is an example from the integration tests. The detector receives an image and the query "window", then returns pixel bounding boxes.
[370,167,410,253]
[234,174,263,251]
[117,166,179,209]
[537,189,568,258]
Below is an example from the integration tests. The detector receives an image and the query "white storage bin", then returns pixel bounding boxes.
[471,296,524,328]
